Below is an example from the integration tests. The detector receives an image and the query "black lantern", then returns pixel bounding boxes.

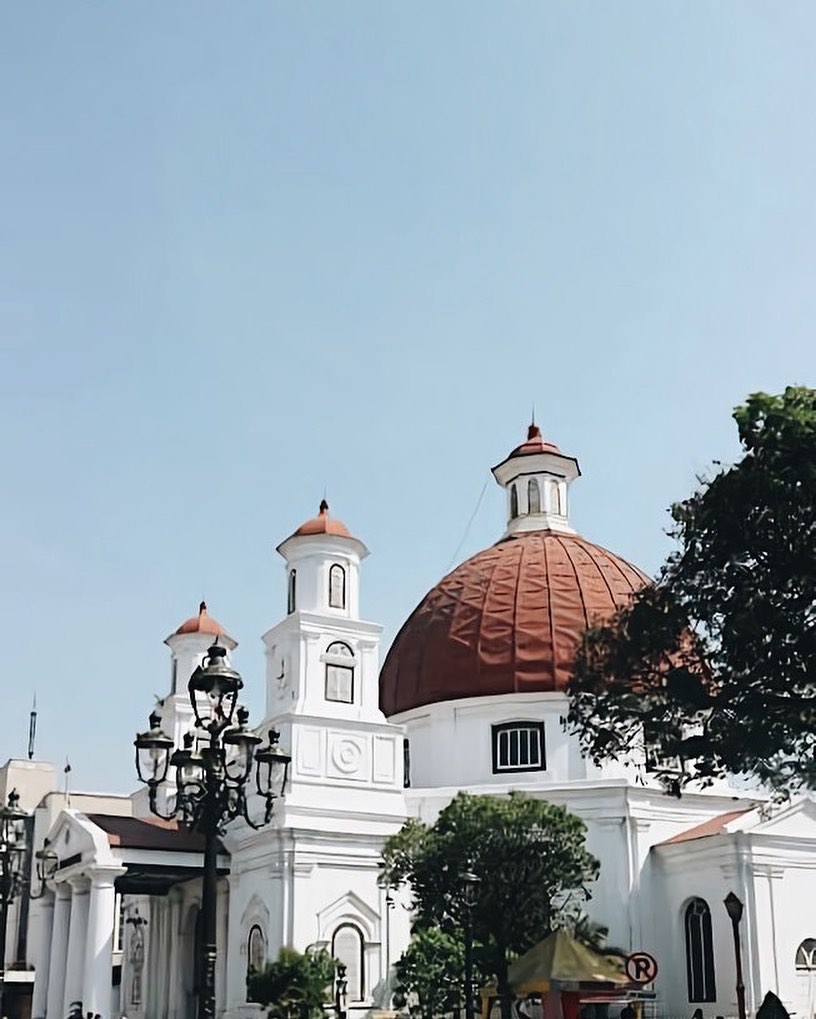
[188,642,243,728]
[134,712,174,786]
[0,790,28,1017]
[223,707,263,783]
[31,838,59,899]
[135,638,290,1019]
[255,729,291,801]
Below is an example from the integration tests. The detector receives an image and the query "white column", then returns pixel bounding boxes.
[217,877,229,1012]
[82,866,124,1017]
[166,889,183,1019]
[31,891,55,1019]
[45,882,72,1019]
[63,876,90,1017]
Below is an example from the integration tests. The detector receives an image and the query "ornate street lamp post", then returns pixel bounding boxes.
[724,891,747,1019]
[0,789,28,1018]
[135,641,291,1019]
[459,869,481,1019]
[335,961,348,1019]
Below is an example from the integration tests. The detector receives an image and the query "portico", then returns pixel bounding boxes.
[32,810,229,1019]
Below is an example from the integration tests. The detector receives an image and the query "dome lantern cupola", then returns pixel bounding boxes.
[491,422,580,537]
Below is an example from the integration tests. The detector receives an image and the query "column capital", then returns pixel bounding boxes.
[67,873,91,894]
[88,864,127,889]
[55,880,73,900]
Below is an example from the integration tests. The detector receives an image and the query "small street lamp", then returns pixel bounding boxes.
[724,891,747,1019]
[135,641,291,1019]
[459,869,481,1019]
[0,789,28,1018]
[31,837,58,899]
[335,961,348,1019]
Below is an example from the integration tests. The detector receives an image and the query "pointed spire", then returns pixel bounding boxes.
[319,498,329,514]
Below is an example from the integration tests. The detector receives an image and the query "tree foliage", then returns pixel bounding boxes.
[247,946,336,1019]
[381,792,599,1010]
[393,926,489,1019]
[567,387,816,799]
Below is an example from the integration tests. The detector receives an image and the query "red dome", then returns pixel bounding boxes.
[289,500,354,539]
[173,602,226,637]
[379,531,649,716]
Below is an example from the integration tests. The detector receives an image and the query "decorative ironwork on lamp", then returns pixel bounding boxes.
[134,640,291,1019]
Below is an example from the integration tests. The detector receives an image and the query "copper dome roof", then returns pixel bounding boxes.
[174,601,225,636]
[379,531,649,717]
[289,499,354,539]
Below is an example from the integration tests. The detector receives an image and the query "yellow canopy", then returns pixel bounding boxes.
[506,930,628,995]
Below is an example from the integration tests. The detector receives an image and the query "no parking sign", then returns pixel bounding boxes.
[625,952,658,984]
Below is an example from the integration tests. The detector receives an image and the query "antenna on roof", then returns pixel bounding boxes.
[28,693,37,760]
[531,401,536,427]
[64,757,72,808]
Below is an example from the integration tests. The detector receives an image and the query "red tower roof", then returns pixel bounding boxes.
[508,422,563,458]
[289,500,354,539]
[173,602,227,638]
[379,531,649,717]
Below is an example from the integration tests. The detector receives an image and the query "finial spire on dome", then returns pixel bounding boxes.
[319,498,329,514]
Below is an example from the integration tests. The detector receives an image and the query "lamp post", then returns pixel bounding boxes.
[0,789,28,1018]
[335,961,348,1019]
[135,641,291,1019]
[460,869,481,1019]
[724,892,747,1019]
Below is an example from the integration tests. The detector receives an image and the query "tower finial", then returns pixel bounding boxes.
[319,498,329,514]
[199,600,207,614]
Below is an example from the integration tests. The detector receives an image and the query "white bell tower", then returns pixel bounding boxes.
[260,500,404,795]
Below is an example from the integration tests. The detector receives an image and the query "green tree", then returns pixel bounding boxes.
[393,927,487,1019]
[247,946,336,1019]
[567,387,816,799]
[381,792,599,1019]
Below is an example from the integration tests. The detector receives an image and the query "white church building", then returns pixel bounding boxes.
[8,424,816,1019]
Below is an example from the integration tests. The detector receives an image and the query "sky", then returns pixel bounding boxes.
[1,3,814,794]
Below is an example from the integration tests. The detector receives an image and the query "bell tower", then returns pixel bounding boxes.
[260,500,403,797]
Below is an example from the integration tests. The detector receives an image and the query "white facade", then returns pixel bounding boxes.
[12,462,816,1019]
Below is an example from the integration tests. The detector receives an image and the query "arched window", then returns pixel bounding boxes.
[332,923,365,1002]
[551,480,563,515]
[510,483,518,519]
[329,564,346,609]
[247,924,266,986]
[528,478,541,514]
[796,938,816,970]
[325,641,354,703]
[287,569,297,614]
[685,898,716,1002]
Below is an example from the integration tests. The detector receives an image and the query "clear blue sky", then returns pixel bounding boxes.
[1,3,813,793]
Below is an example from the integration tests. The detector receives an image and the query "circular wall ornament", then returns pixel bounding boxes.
[331,738,363,774]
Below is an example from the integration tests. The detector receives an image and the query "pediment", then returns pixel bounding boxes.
[46,809,118,867]
[317,888,380,942]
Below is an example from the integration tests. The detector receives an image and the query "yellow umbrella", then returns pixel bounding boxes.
[507,931,628,996]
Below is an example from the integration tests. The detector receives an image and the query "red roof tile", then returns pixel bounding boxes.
[659,808,753,845]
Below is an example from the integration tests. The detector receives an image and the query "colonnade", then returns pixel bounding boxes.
[31,866,124,1019]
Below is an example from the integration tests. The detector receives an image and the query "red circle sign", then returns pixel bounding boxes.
[625,952,658,983]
